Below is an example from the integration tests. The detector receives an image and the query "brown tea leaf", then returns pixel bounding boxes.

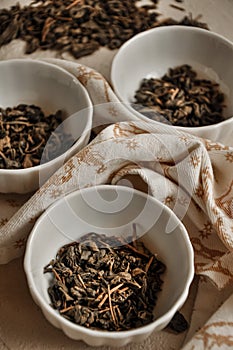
[0,1,209,59]
[134,64,226,127]
[0,104,74,169]
[44,231,166,331]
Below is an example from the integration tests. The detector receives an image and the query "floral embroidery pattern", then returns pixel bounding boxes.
[163,195,175,206]
[215,180,233,218]
[202,166,212,181]
[6,199,21,207]
[199,221,214,239]
[49,188,63,199]
[77,65,111,102]
[178,196,189,207]
[113,122,148,139]
[14,237,26,249]
[193,321,233,350]
[0,218,8,227]
[195,184,205,198]
[205,139,229,151]
[191,237,225,272]
[190,154,201,168]
[108,105,118,118]
[77,66,103,86]
[126,139,138,150]
[60,161,75,184]
[225,151,233,163]
[179,135,191,144]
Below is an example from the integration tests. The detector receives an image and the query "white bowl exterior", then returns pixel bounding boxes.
[111,26,233,146]
[24,185,194,347]
[0,59,93,193]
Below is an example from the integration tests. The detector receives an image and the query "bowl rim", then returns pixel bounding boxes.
[0,58,93,173]
[111,25,233,131]
[24,184,194,339]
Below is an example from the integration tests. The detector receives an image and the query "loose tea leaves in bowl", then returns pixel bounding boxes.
[0,104,74,169]
[134,64,226,127]
[44,230,166,331]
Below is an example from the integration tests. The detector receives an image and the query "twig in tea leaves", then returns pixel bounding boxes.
[41,17,55,42]
[169,4,185,11]
[117,236,149,258]
[145,255,154,273]
[66,0,84,10]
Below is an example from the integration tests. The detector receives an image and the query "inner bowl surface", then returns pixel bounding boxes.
[24,185,194,347]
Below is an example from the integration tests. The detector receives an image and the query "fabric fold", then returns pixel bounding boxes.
[0,58,232,350]
[0,60,231,290]
[0,60,232,291]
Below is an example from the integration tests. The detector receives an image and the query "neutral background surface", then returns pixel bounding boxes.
[0,1,233,349]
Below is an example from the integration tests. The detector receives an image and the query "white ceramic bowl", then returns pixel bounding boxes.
[111,26,233,146]
[0,59,93,193]
[24,185,194,347]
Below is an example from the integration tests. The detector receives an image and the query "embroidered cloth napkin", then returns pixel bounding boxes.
[0,59,232,349]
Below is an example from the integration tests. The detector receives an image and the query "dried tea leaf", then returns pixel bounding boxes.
[134,64,226,127]
[0,104,74,169]
[44,231,166,331]
[0,1,209,59]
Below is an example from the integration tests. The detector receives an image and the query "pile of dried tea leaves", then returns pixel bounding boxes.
[134,64,226,127]
[0,104,73,169]
[0,0,209,59]
[44,231,166,331]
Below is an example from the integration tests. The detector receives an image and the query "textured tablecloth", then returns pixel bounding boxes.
[0,1,233,350]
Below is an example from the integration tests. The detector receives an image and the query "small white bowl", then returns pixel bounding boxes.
[24,185,194,347]
[0,59,93,193]
[111,26,233,146]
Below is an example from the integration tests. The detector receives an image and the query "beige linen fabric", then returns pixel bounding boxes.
[0,59,232,288]
[183,277,233,349]
[183,289,233,349]
[0,60,232,349]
